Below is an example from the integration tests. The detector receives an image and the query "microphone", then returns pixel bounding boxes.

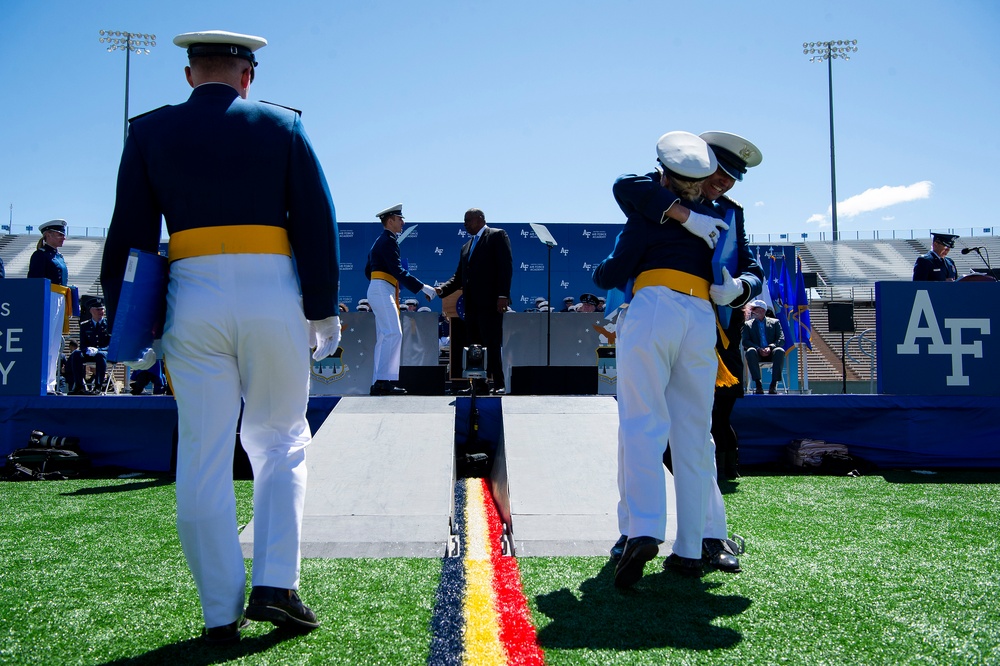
[961,246,985,255]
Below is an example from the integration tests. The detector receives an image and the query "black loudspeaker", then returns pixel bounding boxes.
[398,365,447,395]
[827,302,855,333]
[510,366,598,395]
[802,272,819,288]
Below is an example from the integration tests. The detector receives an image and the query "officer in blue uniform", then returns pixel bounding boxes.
[28,219,71,393]
[365,203,437,395]
[594,131,732,588]
[913,233,959,281]
[28,219,69,286]
[100,30,340,644]
[69,299,112,394]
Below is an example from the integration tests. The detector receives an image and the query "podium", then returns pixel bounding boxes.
[0,279,57,396]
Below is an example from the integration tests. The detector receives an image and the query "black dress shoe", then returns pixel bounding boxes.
[246,586,320,630]
[768,384,778,394]
[754,383,764,395]
[491,387,506,395]
[614,536,660,588]
[202,615,250,645]
[702,538,742,573]
[663,553,704,577]
[609,534,627,562]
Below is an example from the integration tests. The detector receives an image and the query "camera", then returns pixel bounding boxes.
[29,430,80,449]
[462,344,488,379]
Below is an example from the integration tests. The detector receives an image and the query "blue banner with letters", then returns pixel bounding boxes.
[337,222,618,311]
[0,279,51,396]
[876,281,999,396]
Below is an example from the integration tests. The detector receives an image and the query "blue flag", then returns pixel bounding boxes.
[772,256,795,350]
[791,255,813,350]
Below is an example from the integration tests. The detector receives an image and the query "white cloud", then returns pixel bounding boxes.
[835,181,933,218]
[882,215,895,221]
[806,213,828,228]
[754,201,765,207]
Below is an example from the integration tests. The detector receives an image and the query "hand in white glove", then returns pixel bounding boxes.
[86,347,99,356]
[710,267,744,306]
[682,211,729,249]
[309,316,342,361]
[124,347,157,371]
[421,284,438,301]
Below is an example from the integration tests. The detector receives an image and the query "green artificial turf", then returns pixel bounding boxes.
[520,470,1000,665]
[0,478,438,666]
[1,470,998,665]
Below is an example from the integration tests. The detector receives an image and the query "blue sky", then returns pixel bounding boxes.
[1,0,998,242]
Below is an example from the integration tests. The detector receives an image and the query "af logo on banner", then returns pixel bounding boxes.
[877,282,998,395]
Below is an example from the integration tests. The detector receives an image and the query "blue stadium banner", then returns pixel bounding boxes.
[876,281,999,396]
[0,278,51,396]
[337,222,618,311]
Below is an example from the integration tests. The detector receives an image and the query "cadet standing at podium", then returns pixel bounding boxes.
[913,233,959,281]
[101,30,340,644]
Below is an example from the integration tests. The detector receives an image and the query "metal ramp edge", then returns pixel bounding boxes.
[240,396,456,558]
[496,395,677,557]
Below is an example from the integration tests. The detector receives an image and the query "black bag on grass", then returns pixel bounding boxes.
[1,431,91,481]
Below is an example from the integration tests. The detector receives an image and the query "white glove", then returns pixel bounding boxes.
[710,267,744,306]
[682,211,729,249]
[309,316,342,361]
[86,347,99,356]
[124,347,157,371]
[421,284,438,301]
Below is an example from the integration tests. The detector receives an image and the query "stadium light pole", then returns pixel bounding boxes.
[803,39,858,242]
[99,30,156,145]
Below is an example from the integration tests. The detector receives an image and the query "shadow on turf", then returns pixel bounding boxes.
[534,559,750,652]
[61,477,174,496]
[96,626,306,666]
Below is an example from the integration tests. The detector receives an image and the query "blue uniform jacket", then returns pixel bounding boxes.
[912,251,956,281]
[79,317,112,351]
[595,172,764,307]
[27,245,68,286]
[593,173,722,292]
[101,83,340,321]
[365,228,425,293]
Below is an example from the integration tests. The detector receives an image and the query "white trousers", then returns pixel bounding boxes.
[615,286,719,559]
[367,278,402,383]
[46,293,65,392]
[163,254,312,629]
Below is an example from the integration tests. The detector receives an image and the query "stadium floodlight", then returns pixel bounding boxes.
[802,39,858,242]
[99,30,156,145]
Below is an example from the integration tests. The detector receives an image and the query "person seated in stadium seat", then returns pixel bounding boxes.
[69,300,111,395]
[741,299,785,394]
[577,293,599,313]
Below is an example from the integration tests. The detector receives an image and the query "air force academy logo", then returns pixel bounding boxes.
[879,282,998,395]
[896,290,990,387]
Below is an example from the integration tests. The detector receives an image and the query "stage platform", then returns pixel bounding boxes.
[3,393,998,560]
[4,393,996,472]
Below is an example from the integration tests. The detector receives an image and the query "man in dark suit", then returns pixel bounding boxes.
[100,30,340,644]
[436,208,513,394]
[742,299,786,394]
[912,233,959,281]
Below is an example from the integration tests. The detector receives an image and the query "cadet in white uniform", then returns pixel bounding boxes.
[593,131,730,588]
[101,30,341,644]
